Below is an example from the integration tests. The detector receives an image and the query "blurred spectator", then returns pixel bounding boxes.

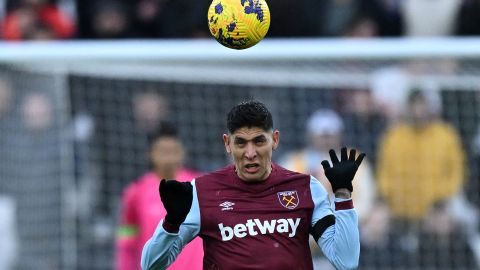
[22,91,53,130]
[339,89,387,168]
[343,16,379,38]
[376,89,466,266]
[115,122,203,270]
[371,88,469,268]
[279,109,376,269]
[129,89,171,180]
[11,91,63,269]
[370,66,411,122]
[133,90,169,134]
[455,0,480,36]
[2,0,75,40]
[87,0,132,39]
[401,0,461,36]
[377,88,464,220]
[131,0,161,38]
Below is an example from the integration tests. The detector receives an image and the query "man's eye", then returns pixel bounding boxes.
[254,138,266,144]
[235,140,246,146]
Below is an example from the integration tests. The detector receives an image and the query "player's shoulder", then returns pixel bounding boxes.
[195,164,235,185]
[272,163,312,183]
[273,163,309,177]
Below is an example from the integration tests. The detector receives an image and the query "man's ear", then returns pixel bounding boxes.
[223,134,231,153]
[272,130,280,150]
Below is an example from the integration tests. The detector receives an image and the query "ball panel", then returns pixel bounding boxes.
[207,0,270,49]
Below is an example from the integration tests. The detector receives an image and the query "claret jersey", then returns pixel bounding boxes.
[141,164,360,270]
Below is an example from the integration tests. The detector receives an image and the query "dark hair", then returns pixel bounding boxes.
[407,89,425,104]
[147,121,178,147]
[227,100,273,133]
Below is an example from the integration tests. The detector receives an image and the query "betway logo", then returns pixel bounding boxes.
[218,218,301,241]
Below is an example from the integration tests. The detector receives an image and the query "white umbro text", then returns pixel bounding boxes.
[219,201,235,211]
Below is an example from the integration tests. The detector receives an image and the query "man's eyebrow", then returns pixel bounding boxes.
[253,135,267,140]
[234,137,247,142]
[234,135,266,142]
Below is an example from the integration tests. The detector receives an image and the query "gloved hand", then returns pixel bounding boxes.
[159,179,193,232]
[321,147,365,192]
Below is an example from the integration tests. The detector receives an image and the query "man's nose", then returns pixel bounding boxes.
[244,143,257,159]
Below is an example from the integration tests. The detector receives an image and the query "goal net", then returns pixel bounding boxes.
[0,38,479,270]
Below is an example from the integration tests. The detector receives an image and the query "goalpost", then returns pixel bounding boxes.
[0,38,479,270]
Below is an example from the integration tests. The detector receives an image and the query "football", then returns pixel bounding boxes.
[207,0,270,50]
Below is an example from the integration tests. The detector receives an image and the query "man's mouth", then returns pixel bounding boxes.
[244,163,260,173]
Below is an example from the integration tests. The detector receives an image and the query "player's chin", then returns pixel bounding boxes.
[240,170,267,182]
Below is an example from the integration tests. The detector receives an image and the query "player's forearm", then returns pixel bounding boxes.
[141,220,184,270]
[318,201,359,270]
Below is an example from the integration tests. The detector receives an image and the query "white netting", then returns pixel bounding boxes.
[0,39,480,270]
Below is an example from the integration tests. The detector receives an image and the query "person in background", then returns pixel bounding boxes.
[2,0,75,40]
[88,0,131,39]
[116,121,203,270]
[376,88,467,268]
[377,88,465,222]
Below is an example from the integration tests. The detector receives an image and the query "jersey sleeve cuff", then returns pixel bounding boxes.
[334,199,354,211]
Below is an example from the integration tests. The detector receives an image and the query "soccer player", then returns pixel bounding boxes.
[116,122,203,270]
[141,101,364,270]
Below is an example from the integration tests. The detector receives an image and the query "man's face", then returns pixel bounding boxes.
[408,97,431,126]
[223,127,279,182]
[150,137,184,177]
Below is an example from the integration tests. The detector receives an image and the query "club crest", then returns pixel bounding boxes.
[277,191,299,209]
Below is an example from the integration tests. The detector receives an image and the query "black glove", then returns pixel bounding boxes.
[159,179,193,229]
[321,147,365,192]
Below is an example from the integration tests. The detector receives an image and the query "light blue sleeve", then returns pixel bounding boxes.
[141,180,201,270]
[310,176,360,270]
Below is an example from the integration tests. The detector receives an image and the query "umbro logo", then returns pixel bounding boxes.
[219,201,235,211]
